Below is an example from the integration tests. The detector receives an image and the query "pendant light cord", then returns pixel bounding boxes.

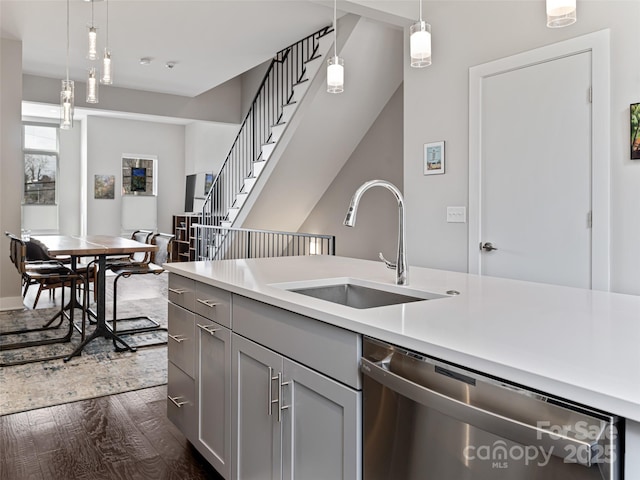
[105,0,109,47]
[419,0,423,22]
[91,0,94,28]
[65,0,69,82]
[333,0,337,57]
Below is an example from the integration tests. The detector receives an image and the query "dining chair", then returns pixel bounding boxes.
[23,240,74,308]
[2,232,85,364]
[107,232,174,350]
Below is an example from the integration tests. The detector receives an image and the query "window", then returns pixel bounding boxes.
[23,124,58,205]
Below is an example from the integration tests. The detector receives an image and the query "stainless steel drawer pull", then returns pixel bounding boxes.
[277,372,291,423]
[168,287,187,295]
[167,395,188,408]
[196,298,219,308]
[168,334,187,343]
[197,323,220,335]
[268,367,275,415]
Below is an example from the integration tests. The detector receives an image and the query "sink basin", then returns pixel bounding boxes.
[272,278,449,309]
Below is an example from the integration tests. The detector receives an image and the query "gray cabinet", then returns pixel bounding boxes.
[168,273,362,480]
[232,333,361,480]
[168,273,232,480]
[195,316,232,479]
[232,334,283,480]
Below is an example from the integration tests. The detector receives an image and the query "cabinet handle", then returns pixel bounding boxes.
[168,287,187,295]
[277,372,291,423]
[269,367,281,416]
[167,395,188,408]
[196,323,220,336]
[168,334,186,343]
[196,298,219,308]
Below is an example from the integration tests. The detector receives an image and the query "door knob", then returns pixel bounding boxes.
[481,242,498,252]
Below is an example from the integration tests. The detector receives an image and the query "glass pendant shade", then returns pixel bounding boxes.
[60,80,74,129]
[410,21,432,68]
[327,56,344,94]
[86,67,99,103]
[546,0,576,27]
[101,49,113,84]
[88,26,98,60]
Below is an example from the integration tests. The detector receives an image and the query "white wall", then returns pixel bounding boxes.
[300,86,403,260]
[0,38,23,309]
[402,1,640,295]
[86,116,185,235]
[184,121,239,175]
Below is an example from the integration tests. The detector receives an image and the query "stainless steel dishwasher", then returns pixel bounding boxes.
[361,337,622,480]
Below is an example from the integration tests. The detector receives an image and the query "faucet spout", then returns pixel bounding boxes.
[343,180,408,285]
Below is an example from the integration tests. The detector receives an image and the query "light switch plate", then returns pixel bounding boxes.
[447,206,466,223]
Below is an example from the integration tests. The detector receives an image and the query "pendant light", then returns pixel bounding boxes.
[60,0,74,129]
[410,0,432,68]
[546,0,576,27]
[327,0,344,94]
[101,0,113,84]
[87,0,97,60]
[86,66,99,103]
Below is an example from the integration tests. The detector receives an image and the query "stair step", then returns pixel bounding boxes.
[301,55,324,81]
[260,142,276,161]
[290,80,310,104]
[253,160,267,177]
[269,123,286,143]
[243,177,257,192]
[227,207,240,221]
[220,221,233,229]
[279,102,297,123]
[233,192,248,208]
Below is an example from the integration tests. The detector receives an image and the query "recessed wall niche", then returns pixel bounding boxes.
[122,155,157,196]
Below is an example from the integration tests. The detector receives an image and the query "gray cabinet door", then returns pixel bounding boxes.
[196,317,231,479]
[232,334,282,480]
[282,358,362,480]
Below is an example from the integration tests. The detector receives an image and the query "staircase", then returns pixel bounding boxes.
[201,26,333,242]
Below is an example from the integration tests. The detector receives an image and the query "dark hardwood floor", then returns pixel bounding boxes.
[0,385,224,480]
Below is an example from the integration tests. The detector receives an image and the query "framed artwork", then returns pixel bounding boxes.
[423,141,445,175]
[94,174,115,199]
[631,103,640,160]
[122,155,157,195]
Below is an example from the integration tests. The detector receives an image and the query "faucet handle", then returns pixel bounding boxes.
[378,252,396,270]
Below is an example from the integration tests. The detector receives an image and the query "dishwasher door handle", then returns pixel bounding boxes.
[361,357,598,467]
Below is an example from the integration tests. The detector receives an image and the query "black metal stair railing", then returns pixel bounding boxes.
[195,225,335,261]
[201,26,332,232]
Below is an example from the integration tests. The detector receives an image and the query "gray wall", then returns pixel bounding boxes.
[86,116,185,235]
[300,85,403,261]
[0,38,23,309]
[240,60,271,119]
[402,1,640,295]
[23,74,242,124]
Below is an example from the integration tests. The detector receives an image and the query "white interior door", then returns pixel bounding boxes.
[469,31,611,290]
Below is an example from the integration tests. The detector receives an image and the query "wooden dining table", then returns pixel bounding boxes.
[30,235,157,361]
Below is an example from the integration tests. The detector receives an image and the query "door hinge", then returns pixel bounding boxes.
[587,211,592,229]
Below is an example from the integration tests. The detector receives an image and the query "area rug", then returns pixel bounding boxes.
[0,274,168,416]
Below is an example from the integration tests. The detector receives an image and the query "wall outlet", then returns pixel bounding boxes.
[447,206,466,223]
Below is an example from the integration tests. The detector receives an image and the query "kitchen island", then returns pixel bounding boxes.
[164,255,640,479]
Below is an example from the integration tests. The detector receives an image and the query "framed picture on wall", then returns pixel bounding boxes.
[631,103,640,160]
[122,155,157,195]
[423,141,445,175]
[94,174,115,199]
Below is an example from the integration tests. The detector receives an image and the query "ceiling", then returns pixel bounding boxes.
[0,1,338,98]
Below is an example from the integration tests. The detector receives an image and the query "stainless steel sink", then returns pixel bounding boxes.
[276,278,448,309]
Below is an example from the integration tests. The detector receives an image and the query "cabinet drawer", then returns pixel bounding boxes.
[168,302,195,378]
[194,282,232,328]
[233,294,362,390]
[167,362,196,443]
[168,273,195,311]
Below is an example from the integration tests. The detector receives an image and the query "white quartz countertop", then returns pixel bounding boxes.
[164,255,640,421]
